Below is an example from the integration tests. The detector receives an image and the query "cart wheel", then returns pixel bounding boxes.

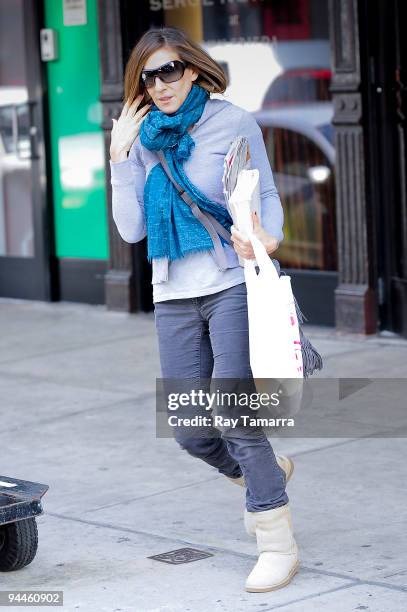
[0,518,38,571]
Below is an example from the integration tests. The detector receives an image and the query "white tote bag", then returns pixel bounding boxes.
[244,232,303,380]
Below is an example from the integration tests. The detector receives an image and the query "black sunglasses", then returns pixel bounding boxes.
[140,60,187,89]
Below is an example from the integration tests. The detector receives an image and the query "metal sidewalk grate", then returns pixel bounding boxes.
[148,547,214,565]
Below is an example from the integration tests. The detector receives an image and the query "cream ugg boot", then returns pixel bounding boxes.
[245,503,299,592]
[226,455,294,538]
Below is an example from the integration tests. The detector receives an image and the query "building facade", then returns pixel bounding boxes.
[0,0,406,337]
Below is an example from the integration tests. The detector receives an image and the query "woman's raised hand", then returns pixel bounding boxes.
[110,94,151,162]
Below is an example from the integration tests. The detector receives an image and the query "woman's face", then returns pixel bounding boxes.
[142,47,198,114]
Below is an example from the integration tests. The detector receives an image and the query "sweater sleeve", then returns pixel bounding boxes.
[109,137,147,243]
[237,110,284,243]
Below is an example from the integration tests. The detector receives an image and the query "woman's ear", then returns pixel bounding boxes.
[188,67,199,82]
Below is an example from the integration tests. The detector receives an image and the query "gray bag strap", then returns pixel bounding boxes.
[157,151,231,271]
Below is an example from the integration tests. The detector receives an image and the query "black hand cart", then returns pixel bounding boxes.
[0,475,48,571]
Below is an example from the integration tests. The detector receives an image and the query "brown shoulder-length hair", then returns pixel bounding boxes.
[123,27,227,108]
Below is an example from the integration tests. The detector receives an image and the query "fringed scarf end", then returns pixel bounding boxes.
[299,327,324,378]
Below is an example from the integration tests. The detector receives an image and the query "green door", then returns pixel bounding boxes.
[44,0,108,261]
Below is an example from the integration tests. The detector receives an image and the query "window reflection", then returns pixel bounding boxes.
[261,125,336,271]
[263,68,332,107]
[0,88,34,257]
[0,0,34,257]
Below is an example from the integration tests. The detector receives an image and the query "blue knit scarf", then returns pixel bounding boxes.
[139,84,233,263]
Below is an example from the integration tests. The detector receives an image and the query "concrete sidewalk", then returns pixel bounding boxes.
[0,298,406,612]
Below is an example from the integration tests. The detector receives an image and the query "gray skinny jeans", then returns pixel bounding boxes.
[153,281,288,512]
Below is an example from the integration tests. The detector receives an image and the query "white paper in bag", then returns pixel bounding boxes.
[229,169,261,267]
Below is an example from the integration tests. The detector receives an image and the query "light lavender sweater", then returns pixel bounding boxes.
[109,97,284,303]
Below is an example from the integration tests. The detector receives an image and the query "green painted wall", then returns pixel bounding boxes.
[44,0,108,259]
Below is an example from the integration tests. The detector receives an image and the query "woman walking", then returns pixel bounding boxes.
[109,26,299,593]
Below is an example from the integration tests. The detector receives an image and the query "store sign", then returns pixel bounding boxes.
[63,0,87,26]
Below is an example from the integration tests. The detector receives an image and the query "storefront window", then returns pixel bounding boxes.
[0,0,34,257]
[141,0,337,271]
